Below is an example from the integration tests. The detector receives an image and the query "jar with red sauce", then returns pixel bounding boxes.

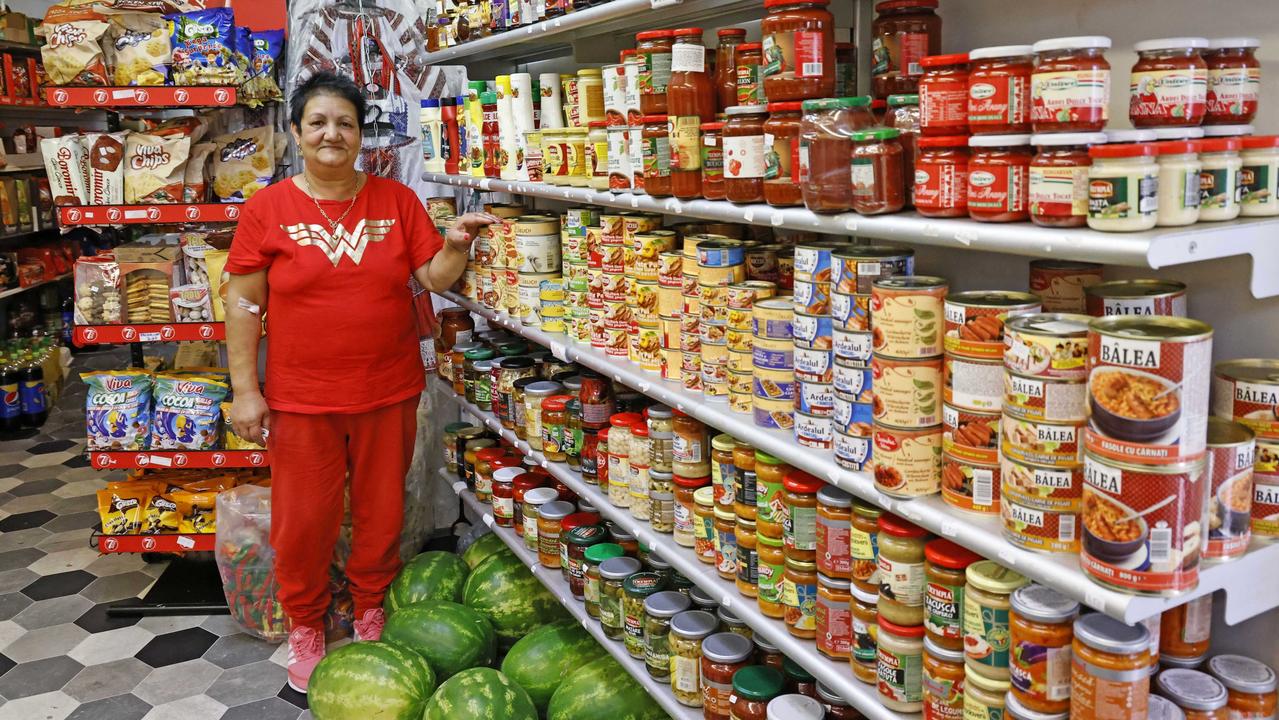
[968,45,1034,134]
[885,94,920,207]
[852,128,906,215]
[701,122,726,200]
[919,53,969,136]
[669,28,717,199]
[701,631,754,718]
[914,135,969,217]
[1205,37,1261,125]
[800,96,876,213]
[870,0,941,99]
[764,101,803,206]
[1029,132,1106,227]
[1130,37,1209,128]
[641,114,672,197]
[715,28,748,112]
[760,0,835,102]
[968,134,1032,222]
[736,43,765,106]
[723,104,769,203]
[637,30,675,115]
[1030,36,1112,133]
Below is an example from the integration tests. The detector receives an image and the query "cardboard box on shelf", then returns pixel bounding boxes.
[115,235,182,263]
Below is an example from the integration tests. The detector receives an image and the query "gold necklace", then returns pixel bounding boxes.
[305,173,362,232]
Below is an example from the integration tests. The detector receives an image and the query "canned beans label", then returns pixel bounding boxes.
[1005,325,1088,380]
[1001,456,1082,511]
[1213,371,1279,440]
[1004,374,1087,424]
[872,356,943,428]
[1206,440,1255,559]
[835,393,874,435]
[944,301,1039,360]
[795,346,834,383]
[831,292,871,332]
[870,287,944,359]
[793,313,834,349]
[1081,454,1207,593]
[1002,499,1080,554]
[1000,417,1084,467]
[874,425,943,497]
[942,404,999,464]
[835,430,872,470]
[834,361,873,400]
[834,330,873,363]
[1253,475,1279,538]
[942,453,1000,514]
[796,381,835,415]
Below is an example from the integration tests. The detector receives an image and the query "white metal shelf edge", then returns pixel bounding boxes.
[444,291,1279,625]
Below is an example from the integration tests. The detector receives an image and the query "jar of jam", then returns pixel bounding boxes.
[1130,38,1209,128]
[715,28,748,112]
[694,486,718,563]
[884,93,921,206]
[924,636,966,720]
[736,517,758,597]
[878,615,927,713]
[870,0,941,99]
[1207,654,1278,720]
[1071,614,1153,719]
[815,484,852,579]
[641,114,672,196]
[851,583,879,684]
[915,135,970,217]
[852,128,906,214]
[1160,596,1213,667]
[1156,669,1230,720]
[757,531,786,619]
[763,102,803,206]
[599,556,642,640]
[923,539,981,651]
[491,466,524,527]
[729,665,786,720]
[815,573,852,659]
[850,501,881,595]
[782,469,823,562]
[735,43,765,106]
[701,632,754,717]
[537,499,574,569]
[1205,38,1261,125]
[755,450,789,538]
[1029,132,1106,227]
[637,30,674,115]
[732,440,758,521]
[714,505,738,580]
[968,133,1032,222]
[968,45,1034,134]
[1030,36,1112,133]
[669,28,716,200]
[760,0,835,102]
[701,122,727,200]
[724,104,770,203]
[877,513,930,627]
[711,434,737,508]
[1009,584,1079,714]
[919,53,970,135]
[783,557,818,638]
[800,96,876,213]
[673,410,712,477]
[583,542,625,618]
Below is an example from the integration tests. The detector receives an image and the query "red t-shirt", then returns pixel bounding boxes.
[226,175,443,414]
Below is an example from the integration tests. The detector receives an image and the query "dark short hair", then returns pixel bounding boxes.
[289,71,367,130]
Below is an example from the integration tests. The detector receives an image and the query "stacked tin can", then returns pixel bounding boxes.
[679,234,702,392]
[726,280,777,415]
[623,213,665,373]
[656,248,683,381]
[475,222,498,310]
[596,213,632,358]
[561,209,597,342]
[1212,359,1279,547]
[791,242,837,451]
[511,214,560,328]
[752,295,793,430]
[696,238,746,400]
[585,216,609,352]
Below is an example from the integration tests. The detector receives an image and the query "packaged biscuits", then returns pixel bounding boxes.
[81,132,125,206]
[41,135,87,206]
[212,126,273,202]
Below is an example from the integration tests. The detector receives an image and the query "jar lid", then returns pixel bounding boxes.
[918,135,972,148]
[818,573,851,590]
[610,412,644,428]
[920,52,970,67]
[499,356,535,370]
[566,524,608,546]
[1089,142,1158,158]
[852,128,902,141]
[924,538,983,569]
[766,0,829,6]
[966,560,1028,594]
[782,468,824,494]
[444,421,476,434]
[718,605,745,626]
[875,0,938,9]
[877,512,928,538]
[702,631,754,663]
[766,694,823,720]
[965,665,1012,694]
[968,44,1034,61]
[647,404,673,419]
[1161,654,1207,669]
[523,486,559,505]
[1009,584,1080,624]
[493,466,526,484]
[479,91,497,104]
[714,505,736,521]
[877,615,925,638]
[541,396,570,412]
[1202,124,1254,138]
[766,101,804,113]
[646,550,672,570]
[631,423,650,438]
[1148,695,1187,720]
[1199,137,1243,153]
[781,656,815,683]
[1031,35,1113,53]
[969,133,1032,147]
[689,585,718,609]
[1005,691,1069,720]
[464,347,496,360]
[674,474,710,488]
[475,447,506,462]
[538,500,575,521]
[701,121,726,131]
[717,27,747,37]
[584,542,625,564]
[672,27,703,37]
[1102,128,1158,144]
[754,634,779,653]
[671,609,718,639]
[641,114,669,123]
[1134,37,1210,53]
[1242,135,1279,150]
[1073,613,1149,655]
[1156,669,1229,711]
[816,682,851,706]
[489,455,521,469]
[644,589,692,618]
[623,571,666,596]
[525,380,564,396]
[802,96,872,112]
[649,468,673,480]
[1156,140,1201,155]
[1152,127,1205,140]
[694,486,716,505]
[711,433,736,451]
[755,449,785,465]
[513,475,544,493]
[1030,132,1107,146]
[739,42,763,52]
[758,532,784,548]
[576,497,597,514]
[1207,654,1278,694]
[453,340,483,353]
[726,104,770,115]
[609,523,635,541]
[587,120,607,128]
[636,29,675,41]
[732,665,786,700]
[924,636,964,663]
[817,484,852,508]
[598,555,642,580]
[851,584,878,605]
[1208,37,1261,49]
[472,360,493,372]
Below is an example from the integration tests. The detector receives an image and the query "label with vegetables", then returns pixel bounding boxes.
[963,598,1012,670]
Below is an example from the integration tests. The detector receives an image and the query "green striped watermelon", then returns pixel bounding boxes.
[500,620,601,711]
[548,655,669,720]
[383,551,470,614]
[421,667,538,720]
[462,551,569,649]
[460,532,510,569]
[308,641,435,720]
[381,601,496,680]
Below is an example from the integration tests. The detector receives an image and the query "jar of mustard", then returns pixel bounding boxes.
[737,518,759,598]
[965,665,1010,719]
[963,560,1029,680]
[850,500,882,594]
[924,539,983,651]
[852,583,880,684]
[757,531,787,619]
[694,486,718,563]
[711,434,738,508]
[1009,584,1079,714]
[878,513,931,627]
[924,636,966,720]
[733,440,758,521]
[755,450,789,538]
[782,469,824,563]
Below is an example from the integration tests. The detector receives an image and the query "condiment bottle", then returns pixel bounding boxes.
[1030,36,1112,133]
[968,133,1032,222]
[815,573,853,660]
[1086,142,1160,232]
[923,636,966,719]
[799,96,876,214]
[1029,132,1107,228]
[636,30,675,115]
[701,122,727,200]
[851,128,906,214]
[870,0,941,98]
[735,42,765,106]
[1129,38,1209,128]
[766,694,824,720]
[760,0,835,101]
[723,104,770,203]
[1240,135,1279,217]
[850,501,881,595]
[1206,654,1278,720]
[1160,596,1213,668]
[1198,137,1243,221]
[877,512,930,627]
[965,666,1010,720]
[583,542,625,619]
[967,45,1034,134]
[783,557,819,638]
[754,450,789,538]
[757,531,787,619]
[641,114,673,197]
[781,469,823,562]
[878,615,927,713]
[622,572,665,659]
[851,583,879,684]
[693,486,718,563]
[763,102,804,207]
[915,134,970,217]
[668,27,717,199]
[815,484,852,580]
[884,93,921,206]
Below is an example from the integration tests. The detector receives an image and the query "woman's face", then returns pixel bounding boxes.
[292,92,362,172]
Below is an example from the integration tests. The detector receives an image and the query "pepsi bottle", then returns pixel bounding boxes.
[19,352,47,428]
[0,356,19,435]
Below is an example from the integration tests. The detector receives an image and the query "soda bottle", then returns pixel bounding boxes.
[60,297,74,347]
[0,355,19,436]
[19,351,47,428]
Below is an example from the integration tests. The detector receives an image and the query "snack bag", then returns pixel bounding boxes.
[175,490,218,533]
[125,132,191,204]
[211,126,273,203]
[41,136,87,206]
[40,5,110,86]
[170,283,213,322]
[141,486,182,534]
[184,142,216,203]
[150,373,229,450]
[98,484,152,535]
[80,132,125,206]
[168,8,236,86]
[83,370,153,451]
[74,256,124,325]
[150,116,208,145]
[222,401,264,450]
[241,29,283,107]
[204,248,229,319]
[233,26,251,85]
[106,12,170,86]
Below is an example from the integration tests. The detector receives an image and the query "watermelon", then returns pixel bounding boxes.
[461,532,509,570]
[381,600,496,679]
[500,620,601,711]
[383,550,470,614]
[462,550,569,648]
[308,641,435,720]
[548,656,668,720]
[421,667,538,720]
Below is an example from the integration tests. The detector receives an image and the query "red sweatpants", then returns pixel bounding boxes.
[268,395,418,629]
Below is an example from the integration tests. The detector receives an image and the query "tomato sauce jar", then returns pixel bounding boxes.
[701,122,726,200]
[1205,37,1261,125]
[641,114,672,197]
[1207,654,1279,720]
[1129,37,1209,128]
[919,53,969,136]
[1029,132,1106,228]
[1030,36,1112,133]
[723,104,769,203]
[760,0,836,102]
[800,96,876,213]
[967,134,1032,222]
[636,30,675,115]
[852,128,906,215]
[870,0,941,99]
[914,135,969,217]
[968,45,1033,134]
[764,101,804,206]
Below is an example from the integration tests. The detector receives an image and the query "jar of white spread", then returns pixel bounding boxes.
[1155,140,1201,226]
[1199,137,1243,221]
[1240,135,1279,217]
[1087,143,1159,232]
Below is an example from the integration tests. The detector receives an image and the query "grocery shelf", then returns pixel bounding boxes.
[88,450,268,470]
[45,86,237,108]
[442,390,914,720]
[0,272,71,300]
[445,291,1279,625]
[425,172,1279,298]
[95,532,216,554]
[59,204,242,226]
[73,322,224,346]
[449,479,704,720]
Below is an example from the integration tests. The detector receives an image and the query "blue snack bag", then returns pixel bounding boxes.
[150,373,230,450]
[167,8,237,86]
[83,371,153,451]
[242,29,283,106]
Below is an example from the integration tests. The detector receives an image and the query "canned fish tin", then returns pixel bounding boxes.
[604,327,629,357]
[701,324,728,348]
[728,349,754,374]
[795,346,834,383]
[1081,450,1207,594]
[871,355,943,428]
[834,358,873,400]
[943,291,1041,360]
[682,290,701,318]
[1004,373,1088,424]
[796,412,834,450]
[729,280,778,311]
[703,370,729,399]
[699,283,729,310]
[631,325,662,372]
[793,240,847,282]
[622,212,663,245]
[1004,313,1091,380]
[658,252,684,286]
[796,380,835,415]
[871,276,948,359]
[943,354,1005,413]
[942,452,1000,514]
[754,396,795,430]
[682,351,702,384]
[1001,417,1084,467]
[754,369,796,401]
[1084,279,1188,318]
[834,329,873,364]
[834,391,874,435]
[633,230,677,281]
[659,315,681,348]
[730,391,754,414]
[600,214,625,245]
[1212,359,1279,440]
[1029,259,1104,313]
[793,278,831,315]
[584,225,604,266]
[942,404,1000,464]
[1253,474,1279,539]
[729,370,753,395]
[831,292,872,332]
[793,312,834,350]
[1205,418,1256,561]
[1086,316,1214,465]
[873,423,943,498]
[753,338,794,371]
[590,308,607,348]
[1001,456,1083,511]
[753,298,795,340]
[1002,498,1081,554]
[662,348,682,381]
[697,239,746,269]
[680,321,701,354]
[835,428,873,470]
[726,327,753,354]
[832,245,916,295]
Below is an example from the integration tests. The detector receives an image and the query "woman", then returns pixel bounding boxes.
[225,71,496,693]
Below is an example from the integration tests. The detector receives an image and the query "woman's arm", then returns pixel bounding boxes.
[226,270,271,445]
[413,211,500,293]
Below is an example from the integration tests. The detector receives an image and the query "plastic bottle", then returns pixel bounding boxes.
[0,354,19,436]
[19,350,46,428]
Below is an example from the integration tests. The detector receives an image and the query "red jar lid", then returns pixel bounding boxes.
[1241,135,1279,150]
[673,27,703,37]
[542,395,572,411]
[925,539,983,570]
[1088,142,1158,159]
[876,0,938,10]
[599,426,611,441]
[632,423,650,437]
[877,615,927,637]
[920,53,970,68]
[641,114,670,123]
[1199,137,1242,153]
[610,412,644,428]
[489,456,522,469]
[918,135,971,148]
[562,512,602,531]
[514,476,544,493]
[1157,140,1201,155]
[673,474,712,488]
[767,101,803,113]
[589,120,607,128]
[739,42,762,52]
[529,466,553,480]
[718,28,747,37]
[782,469,825,494]
[871,99,887,110]
[701,122,726,131]
[878,512,928,538]
[620,49,637,59]
[476,447,506,462]
[636,30,675,41]
[765,0,829,6]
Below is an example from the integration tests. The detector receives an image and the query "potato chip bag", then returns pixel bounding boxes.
[184,142,215,203]
[40,5,110,86]
[97,484,151,535]
[212,126,273,203]
[233,26,251,85]
[167,7,236,86]
[241,29,283,107]
[125,132,191,204]
[83,370,153,451]
[150,373,229,450]
[107,12,170,86]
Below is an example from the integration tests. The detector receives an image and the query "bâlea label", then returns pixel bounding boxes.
[1098,335,1160,368]
[1084,455,1123,494]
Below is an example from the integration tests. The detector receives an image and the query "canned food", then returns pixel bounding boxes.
[943,354,1004,413]
[831,292,872,332]
[542,316,565,334]
[942,452,1000,514]
[1081,450,1207,594]
[796,346,834,383]
[1253,474,1279,539]
[1084,279,1188,318]
[631,325,661,372]
[730,391,754,414]
[658,252,684,286]
[1086,316,1213,465]
[871,276,948,359]
[873,423,943,498]
[699,283,729,310]
[632,282,659,324]
[1258,438,1279,474]
[835,428,873,470]
[834,391,874,435]
[1029,259,1104,313]
[728,306,754,332]
[661,347,682,381]
[657,285,682,317]
[697,238,746,268]
[601,243,626,274]
[833,358,872,400]
[942,404,1000,464]
[680,325,701,354]
[1212,359,1279,440]
[584,226,604,267]
[1205,418,1256,561]
[1004,313,1090,380]
[834,329,873,363]
[699,264,746,289]
[604,327,629,357]
[753,297,795,340]
[754,369,795,401]
[701,324,728,348]
[1001,416,1084,467]
[517,285,543,326]
[1002,498,1081,554]
[562,230,581,269]
[1001,455,1083,511]
[703,374,729,399]
[729,280,778,311]
[622,212,663,245]
[753,337,794,370]
[1004,373,1088,424]
[700,338,728,364]
[728,349,753,374]
[682,291,700,317]
[745,244,782,282]
[587,269,605,306]
[632,230,677,281]
[793,312,834,350]
[602,272,629,302]
[871,355,943,428]
[796,412,834,450]
[728,370,753,395]
[602,299,631,330]
[726,327,753,354]
[590,308,607,348]
[793,240,846,282]
[943,291,1041,360]
[514,216,562,273]
[796,380,835,415]
[754,396,795,430]
[793,278,831,315]
[682,349,701,375]
[832,245,915,295]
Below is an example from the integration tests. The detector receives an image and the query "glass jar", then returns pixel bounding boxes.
[968,45,1034,134]
[599,556,642,640]
[596,426,611,492]
[923,538,982,651]
[723,104,770,203]
[730,666,786,720]
[587,121,609,190]
[920,53,970,135]
[1030,36,1112,133]
[464,347,496,404]
[649,470,675,533]
[755,635,783,669]
[760,0,835,102]
[871,0,941,99]
[1205,38,1261,125]
[561,512,601,579]
[1156,669,1230,720]
[820,681,861,719]
[671,610,718,707]
[963,560,1028,680]
[885,93,921,206]
[1129,38,1208,128]
[701,632,754,718]
[850,501,882,595]
[965,667,1010,720]
[511,377,539,440]
[714,505,738,580]
[536,499,574,568]
[491,466,523,527]
[815,573,852,660]
[473,447,505,502]
[915,135,969,217]
[689,585,718,615]
[851,584,879,684]
[541,395,571,461]
[1239,135,1279,217]
[1087,142,1160,232]
[442,422,474,476]
[757,532,787,619]
[1150,695,1186,720]
[701,122,727,200]
[643,590,692,679]
[452,341,482,395]
[968,133,1032,222]
[646,550,674,585]
[521,486,557,552]
[878,615,927,713]
[511,474,543,539]
[1029,132,1106,228]
[673,410,711,477]
[629,424,653,518]
[623,572,665,659]
[815,484,851,580]
[877,513,930,627]
[1071,614,1153,719]
[715,28,747,112]
[565,525,608,598]
[767,694,823,719]
[800,96,876,213]
[737,517,759,597]
[764,102,804,206]
[565,399,584,469]
[719,606,752,640]
[1161,596,1213,667]
[694,486,718,563]
[637,30,675,115]
[1199,137,1243,221]
[736,43,765,106]
[783,557,818,638]
[1207,654,1278,720]
[732,441,757,521]
[782,657,817,697]
[674,474,710,547]
[437,308,475,383]
[579,369,615,431]
[583,542,626,618]
[609,523,640,557]
[669,28,716,200]
[852,127,906,214]
[924,636,966,720]
[523,380,563,446]
[755,450,789,538]
[711,434,738,508]
[456,428,486,484]
[641,114,672,196]
[1009,584,1079,714]
[648,404,674,471]
[782,469,823,562]
[607,412,641,507]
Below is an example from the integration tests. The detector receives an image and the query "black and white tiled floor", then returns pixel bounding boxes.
[0,350,316,720]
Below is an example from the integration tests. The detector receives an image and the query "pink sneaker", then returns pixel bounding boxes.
[286,625,326,693]
[353,608,386,642]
